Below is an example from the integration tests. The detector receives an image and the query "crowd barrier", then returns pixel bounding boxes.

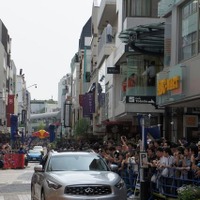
[3,153,25,169]
[118,163,200,199]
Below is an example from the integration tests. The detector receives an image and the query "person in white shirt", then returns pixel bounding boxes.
[106,20,112,43]
[142,61,156,86]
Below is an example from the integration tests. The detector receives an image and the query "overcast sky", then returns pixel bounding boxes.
[0,0,95,101]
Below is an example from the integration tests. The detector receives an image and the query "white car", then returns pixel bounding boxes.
[33,146,43,152]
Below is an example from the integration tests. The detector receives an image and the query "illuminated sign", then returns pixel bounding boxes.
[157,76,180,96]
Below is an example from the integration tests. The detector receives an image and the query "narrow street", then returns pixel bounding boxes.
[0,162,37,200]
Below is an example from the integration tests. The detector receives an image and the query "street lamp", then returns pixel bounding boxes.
[27,84,37,89]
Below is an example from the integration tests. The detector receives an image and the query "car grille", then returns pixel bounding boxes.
[65,185,112,196]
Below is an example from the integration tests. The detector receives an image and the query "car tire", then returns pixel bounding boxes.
[41,190,45,200]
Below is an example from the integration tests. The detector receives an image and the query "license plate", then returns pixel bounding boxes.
[32,158,36,160]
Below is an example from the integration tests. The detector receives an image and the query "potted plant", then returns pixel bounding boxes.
[177,184,200,200]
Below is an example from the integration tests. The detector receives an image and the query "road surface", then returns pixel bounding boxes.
[0,162,37,200]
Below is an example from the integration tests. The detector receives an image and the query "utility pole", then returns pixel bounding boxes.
[138,114,151,200]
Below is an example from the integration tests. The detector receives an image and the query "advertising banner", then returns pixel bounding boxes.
[83,93,95,117]
[6,94,15,127]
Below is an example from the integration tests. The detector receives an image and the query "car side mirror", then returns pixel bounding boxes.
[110,164,118,171]
[34,165,44,172]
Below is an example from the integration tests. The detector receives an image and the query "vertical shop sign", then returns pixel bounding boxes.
[83,93,95,117]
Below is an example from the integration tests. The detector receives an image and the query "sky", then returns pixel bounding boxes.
[0,0,95,101]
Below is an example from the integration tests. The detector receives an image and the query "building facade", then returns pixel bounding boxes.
[68,0,200,144]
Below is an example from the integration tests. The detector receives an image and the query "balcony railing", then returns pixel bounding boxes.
[97,27,116,67]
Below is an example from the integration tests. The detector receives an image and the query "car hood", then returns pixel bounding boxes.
[47,171,119,185]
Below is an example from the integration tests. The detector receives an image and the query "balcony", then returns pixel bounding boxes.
[97,0,116,30]
[97,26,116,68]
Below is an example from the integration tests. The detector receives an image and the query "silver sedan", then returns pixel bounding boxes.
[31,151,127,200]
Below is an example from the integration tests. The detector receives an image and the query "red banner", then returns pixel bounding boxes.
[6,94,15,127]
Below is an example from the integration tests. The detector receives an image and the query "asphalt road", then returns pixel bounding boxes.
[0,162,37,200]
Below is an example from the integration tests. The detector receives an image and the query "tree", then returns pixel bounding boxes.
[37,121,45,131]
[74,118,90,138]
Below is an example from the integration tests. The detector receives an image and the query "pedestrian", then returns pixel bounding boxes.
[106,20,113,43]
[142,61,156,86]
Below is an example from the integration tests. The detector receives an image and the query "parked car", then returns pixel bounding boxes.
[31,151,127,200]
[27,149,43,162]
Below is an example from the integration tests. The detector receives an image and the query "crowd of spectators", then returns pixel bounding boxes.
[88,136,200,198]
[1,135,200,197]
[54,135,200,198]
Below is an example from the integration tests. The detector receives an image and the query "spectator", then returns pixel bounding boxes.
[106,20,113,43]
[162,147,174,177]
[18,146,26,154]
[142,61,156,86]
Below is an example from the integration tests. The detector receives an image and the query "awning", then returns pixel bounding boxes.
[119,22,165,55]
[102,120,131,125]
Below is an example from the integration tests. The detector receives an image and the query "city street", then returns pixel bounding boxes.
[0,162,37,200]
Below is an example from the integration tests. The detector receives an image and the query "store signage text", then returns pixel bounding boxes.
[107,67,120,74]
[126,96,156,104]
[157,76,180,96]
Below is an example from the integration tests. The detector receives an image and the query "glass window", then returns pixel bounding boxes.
[180,0,198,60]
[124,0,151,17]
[47,155,108,171]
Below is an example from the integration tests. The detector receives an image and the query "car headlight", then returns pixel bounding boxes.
[46,179,62,190]
[115,178,125,189]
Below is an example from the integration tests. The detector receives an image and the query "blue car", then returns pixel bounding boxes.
[27,149,43,162]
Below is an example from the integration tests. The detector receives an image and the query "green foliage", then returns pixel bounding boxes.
[37,121,45,130]
[177,184,200,200]
[74,118,89,137]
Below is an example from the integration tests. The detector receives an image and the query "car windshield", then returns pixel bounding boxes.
[46,154,109,172]
[33,146,43,150]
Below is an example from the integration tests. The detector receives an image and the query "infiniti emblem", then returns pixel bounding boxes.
[85,187,94,193]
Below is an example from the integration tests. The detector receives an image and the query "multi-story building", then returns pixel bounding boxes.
[30,99,59,133]
[87,0,165,141]
[70,17,92,137]
[155,0,200,142]
[66,0,200,144]
[0,19,13,137]
[57,74,71,137]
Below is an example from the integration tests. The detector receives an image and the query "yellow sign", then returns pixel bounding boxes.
[157,76,180,96]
